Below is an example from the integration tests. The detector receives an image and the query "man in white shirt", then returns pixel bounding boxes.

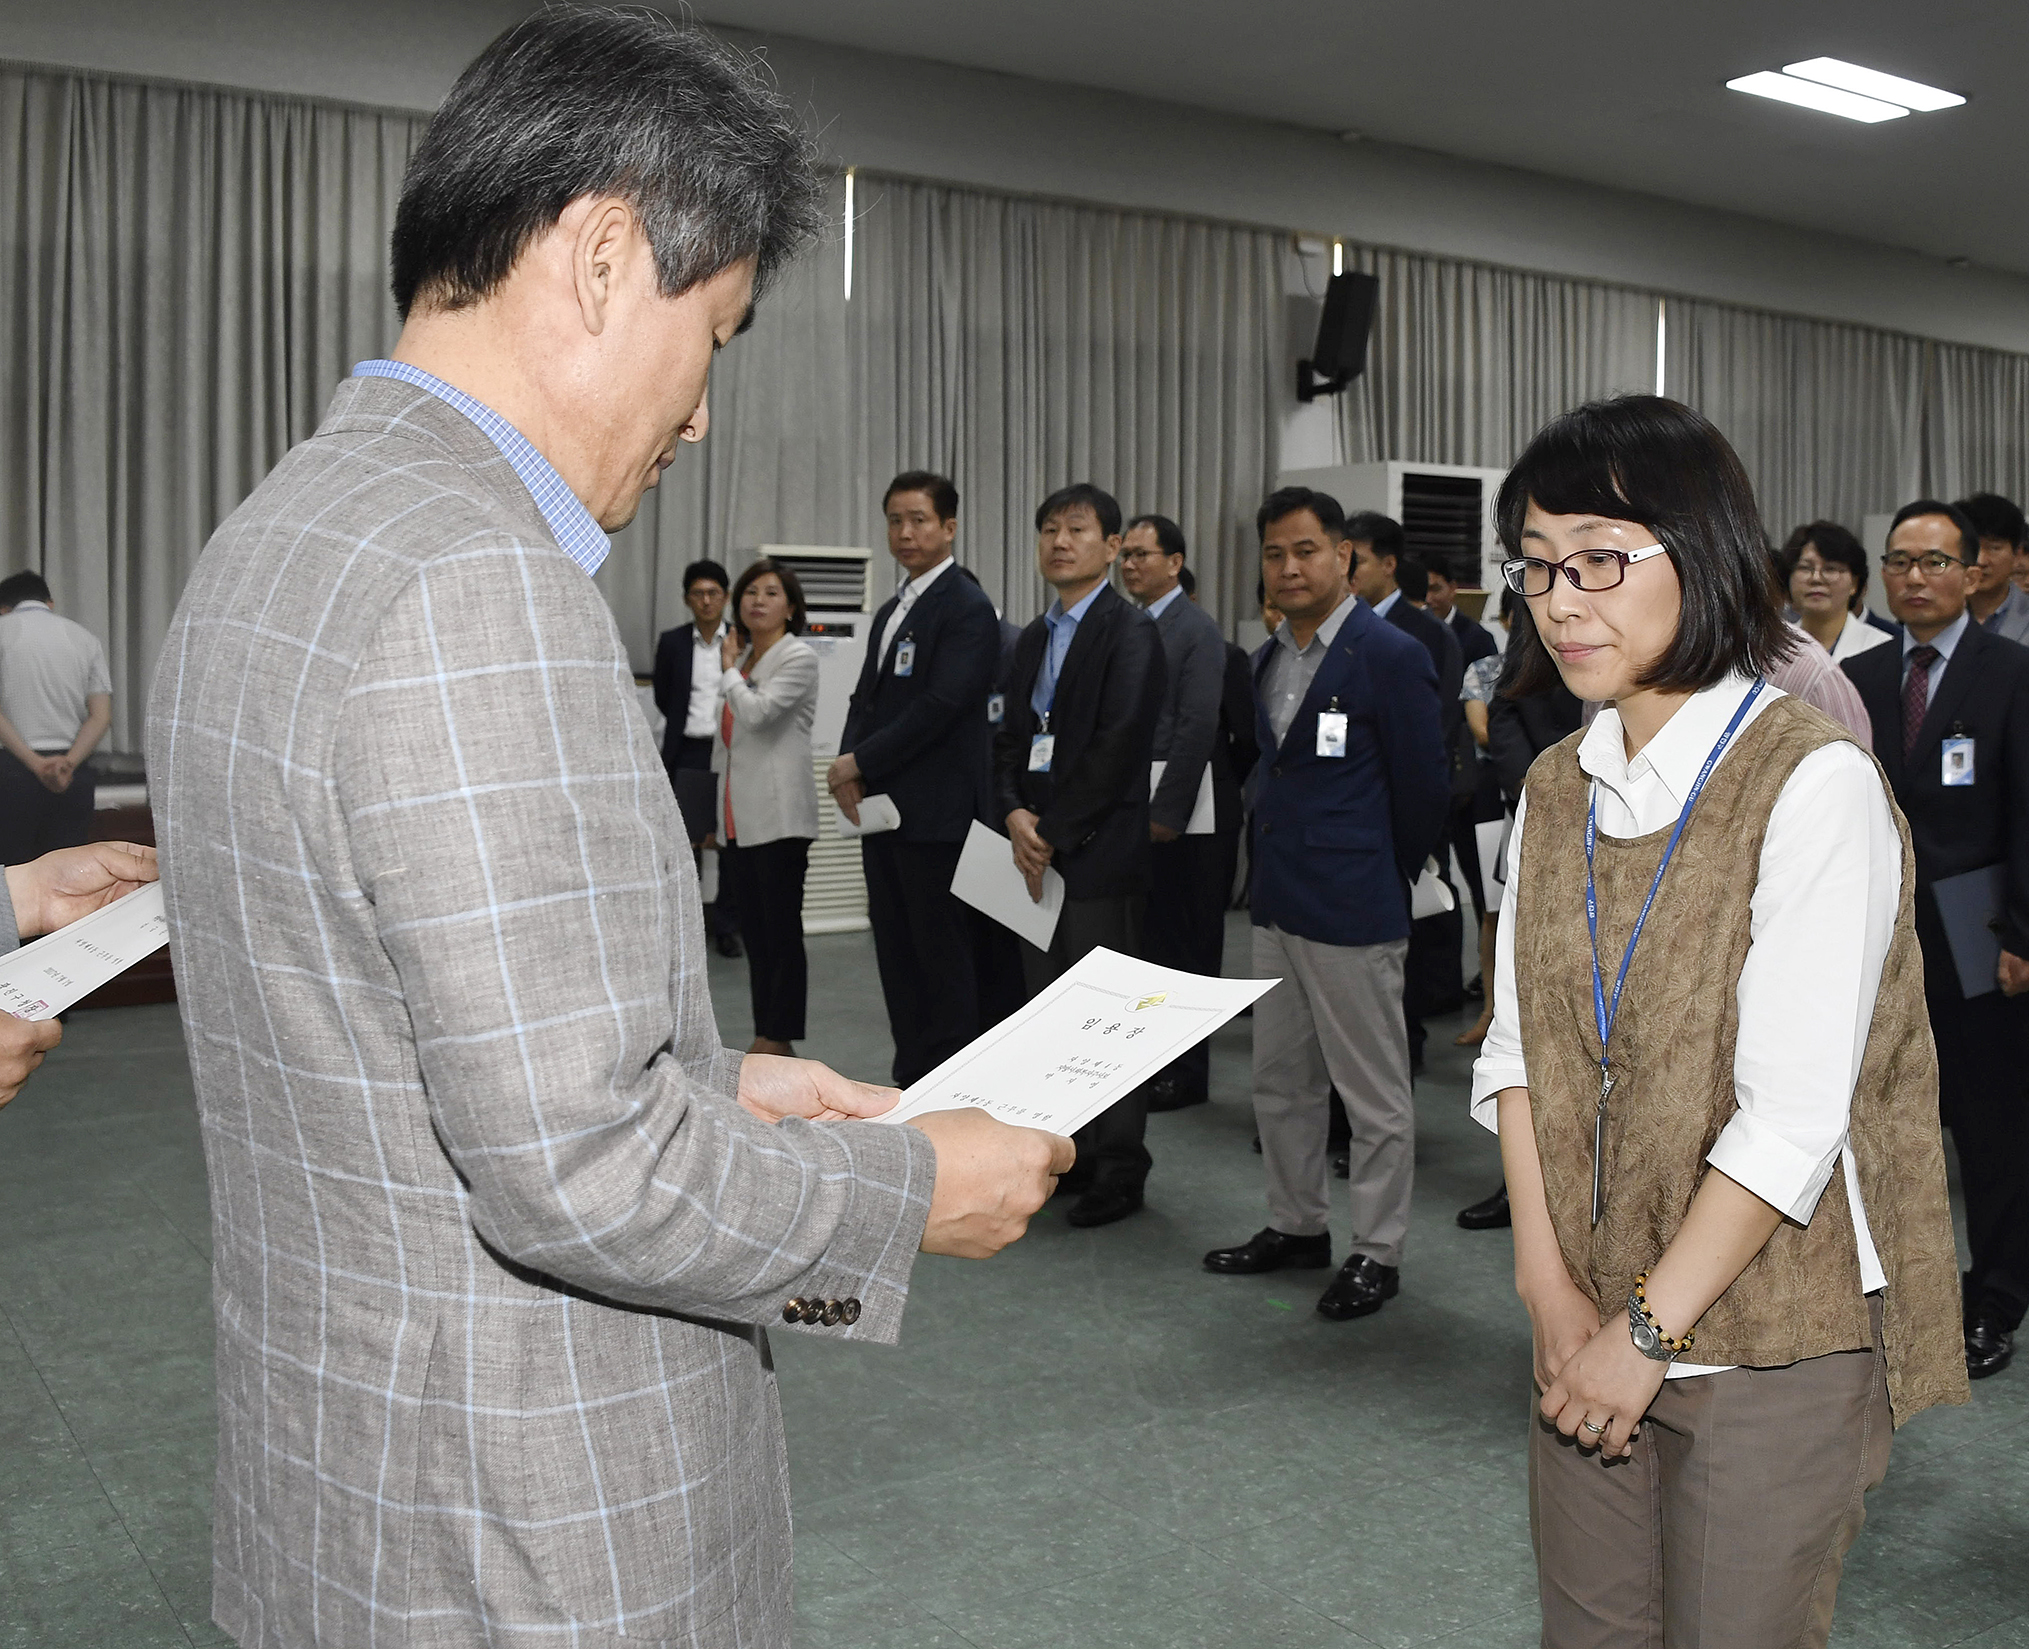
[0,572,113,866]
[653,559,741,955]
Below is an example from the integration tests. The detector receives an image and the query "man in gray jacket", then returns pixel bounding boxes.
[1120,514,1230,1114]
[146,15,1068,1648]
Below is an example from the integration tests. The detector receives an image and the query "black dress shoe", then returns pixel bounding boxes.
[1067,1185,1144,1228]
[1203,1227,1331,1274]
[1144,1076,1209,1113]
[1331,1151,1350,1180]
[1456,1186,1511,1230]
[1316,1255,1399,1320]
[714,930,743,959]
[1967,1317,2015,1380]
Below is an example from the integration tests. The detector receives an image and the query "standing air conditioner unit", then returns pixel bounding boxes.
[1276,460,1510,611]
[736,545,878,935]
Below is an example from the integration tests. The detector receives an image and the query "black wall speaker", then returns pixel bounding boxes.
[1298,270,1379,402]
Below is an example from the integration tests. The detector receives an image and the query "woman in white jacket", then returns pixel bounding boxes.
[712,558,821,1054]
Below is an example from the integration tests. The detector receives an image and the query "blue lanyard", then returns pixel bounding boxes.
[1583,678,1763,1224]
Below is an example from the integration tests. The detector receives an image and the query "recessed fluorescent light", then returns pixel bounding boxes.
[1726,70,1908,123]
[1783,57,1965,113]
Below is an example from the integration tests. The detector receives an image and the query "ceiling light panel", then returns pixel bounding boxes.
[1783,57,1965,112]
[1726,71,1908,123]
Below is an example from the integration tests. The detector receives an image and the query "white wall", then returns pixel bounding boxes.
[6,0,2029,352]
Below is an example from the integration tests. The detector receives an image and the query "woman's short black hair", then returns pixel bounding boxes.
[1494,395,1787,699]
[729,556,807,639]
[391,9,825,318]
[1778,521,1868,600]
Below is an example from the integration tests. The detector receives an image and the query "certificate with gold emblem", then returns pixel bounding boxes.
[874,946,1276,1135]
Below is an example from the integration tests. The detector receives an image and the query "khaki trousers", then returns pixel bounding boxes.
[1250,924,1413,1264]
[1530,1297,1891,1648]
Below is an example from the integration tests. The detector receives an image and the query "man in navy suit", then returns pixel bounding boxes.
[652,559,740,956]
[1204,488,1449,1320]
[1843,498,2029,1381]
[1425,561,1498,669]
[995,483,1167,1227]
[831,472,1004,1088]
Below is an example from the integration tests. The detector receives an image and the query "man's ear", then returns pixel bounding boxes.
[571,196,637,337]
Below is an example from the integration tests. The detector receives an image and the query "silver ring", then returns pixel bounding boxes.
[1581,1419,1607,1436]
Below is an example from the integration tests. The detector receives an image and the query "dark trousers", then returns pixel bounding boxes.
[1923,920,2029,1330]
[862,834,978,1088]
[1142,831,1236,1098]
[722,837,810,1042]
[673,735,736,939]
[0,749,94,865]
[1021,893,1149,1193]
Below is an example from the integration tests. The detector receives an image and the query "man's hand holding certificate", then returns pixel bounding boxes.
[879,947,1276,1137]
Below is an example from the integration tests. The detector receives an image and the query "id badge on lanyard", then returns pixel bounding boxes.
[1586,680,1763,1225]
[1943,734,1975,786]
[894,637,916,677]
[1316,700,1348,759]
[1029,712,1055,773]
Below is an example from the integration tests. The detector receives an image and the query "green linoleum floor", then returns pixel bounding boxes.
[3,914,2025,1647]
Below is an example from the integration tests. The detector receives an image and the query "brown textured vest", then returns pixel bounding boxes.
[1514,693,1967,1425]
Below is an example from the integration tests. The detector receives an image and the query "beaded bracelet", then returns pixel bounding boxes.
[1632,1272,1696,1355]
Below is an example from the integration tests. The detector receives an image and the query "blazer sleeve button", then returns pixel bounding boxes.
[782,1299,805,1324]
[820,1300,844,1327]
[798,1299,824,1325]
[841,1299,862,1326]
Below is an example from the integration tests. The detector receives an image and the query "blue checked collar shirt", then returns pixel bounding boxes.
[352,359,611,576]
[1029,580,1106,722]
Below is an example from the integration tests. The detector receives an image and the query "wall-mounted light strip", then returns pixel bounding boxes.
[843,167,855,301]
[1654,299,1667,398]
[1332,239,1344,278]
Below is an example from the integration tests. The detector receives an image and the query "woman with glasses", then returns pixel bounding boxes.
[1472,395,1965,1647]
[1779,521,1896,663]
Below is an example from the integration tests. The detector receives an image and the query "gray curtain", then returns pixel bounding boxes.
[1330,245,1657,471]
[1924,341,2029,508]
[1663,297,1929,542]
[606,172,1286,660]
[1,61,421,750]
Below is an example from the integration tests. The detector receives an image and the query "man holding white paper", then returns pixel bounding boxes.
[994,483,1167,1227]
[831,473,1003,1086]
[1121,513,1232,1112]
[0,841,158,1106]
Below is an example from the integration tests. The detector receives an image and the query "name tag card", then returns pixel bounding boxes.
[1943,737,1975,786]
[987,692,1006,725]
[1316,711,1348,759]
[1028,733,1055,772]
[894,638,916,677]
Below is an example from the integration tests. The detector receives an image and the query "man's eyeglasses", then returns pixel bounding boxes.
[1881,552,1972,576]
[1501,543,1669,597]
[1120,549,1175,564]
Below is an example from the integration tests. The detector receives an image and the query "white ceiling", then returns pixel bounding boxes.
[696,0,2026,274]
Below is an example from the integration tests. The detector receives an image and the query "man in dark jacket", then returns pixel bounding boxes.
[1844,498,2029,1380]
[1425,562,1498,668]
[651,559,740,956]
[995,483,1166,1226]
[832,472,1003,1088]
[1204,488,1449,1320]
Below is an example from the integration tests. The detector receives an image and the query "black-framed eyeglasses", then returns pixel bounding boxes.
[1881,551,1972,576]
[1501,543,1669,597]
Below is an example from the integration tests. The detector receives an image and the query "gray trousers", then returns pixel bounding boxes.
[1250,924,1413,1264]
[1530,1296,1892,1648]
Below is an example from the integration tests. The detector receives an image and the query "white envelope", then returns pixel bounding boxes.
[835,793,902,838]
[949,818,1063,951]
[0,884,168,1021]
[1475,814,1513,914]
[1148,760,1217,835]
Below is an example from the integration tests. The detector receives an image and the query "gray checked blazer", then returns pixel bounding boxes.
[146,377,935,1649]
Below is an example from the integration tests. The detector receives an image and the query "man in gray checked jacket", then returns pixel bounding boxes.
[146,15,1069,1648]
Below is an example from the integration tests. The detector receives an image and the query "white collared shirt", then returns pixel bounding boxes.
[1144,583,1186,622]
[1470,674,1897,1373]
[683,622,729,740]
[877,555,956,665]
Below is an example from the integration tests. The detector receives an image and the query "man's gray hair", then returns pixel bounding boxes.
[390,7,826,318]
